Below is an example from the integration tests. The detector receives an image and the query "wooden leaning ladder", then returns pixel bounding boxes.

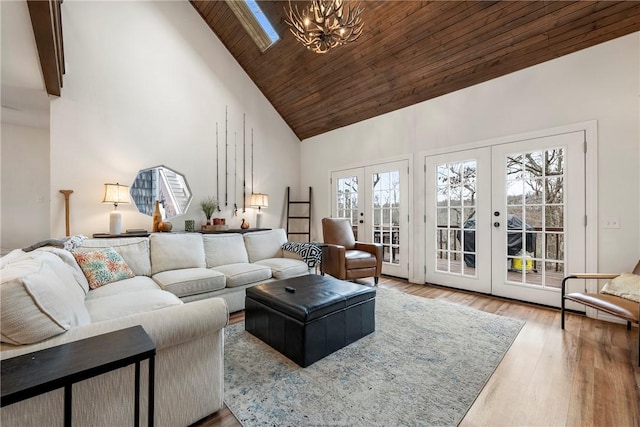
[286,187,312,242]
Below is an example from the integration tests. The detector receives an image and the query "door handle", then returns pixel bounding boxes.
[359,220,364,224]
[494,222,500,228]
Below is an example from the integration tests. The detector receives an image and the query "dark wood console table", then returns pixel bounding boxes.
[93,231,150,238]
[1,325,156,427]
[92,229,270,238]
[199,228,271,234]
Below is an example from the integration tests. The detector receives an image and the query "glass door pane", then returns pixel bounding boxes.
[333,172,361,240]
[372,170,400,264]
[435,160,478,277]
[504,149,565,288]
[366,160,409,278]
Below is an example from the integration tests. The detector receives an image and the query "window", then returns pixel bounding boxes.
[226,0,279,52]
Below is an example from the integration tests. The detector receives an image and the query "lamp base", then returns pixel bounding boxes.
[109,210,122,235]
[255,211,263,229]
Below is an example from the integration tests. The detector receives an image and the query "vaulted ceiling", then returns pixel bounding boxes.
[191,1,640,140]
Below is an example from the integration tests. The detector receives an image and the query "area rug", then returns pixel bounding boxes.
[224,288,524,426]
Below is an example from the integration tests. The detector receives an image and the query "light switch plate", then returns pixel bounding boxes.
[603,216,621,229]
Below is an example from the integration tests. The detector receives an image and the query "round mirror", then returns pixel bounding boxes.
[130,165,192,219]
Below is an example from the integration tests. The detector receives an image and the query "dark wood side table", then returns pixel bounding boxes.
[1,325,156,427]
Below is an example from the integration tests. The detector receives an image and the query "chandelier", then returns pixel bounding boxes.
[284,0,364,54]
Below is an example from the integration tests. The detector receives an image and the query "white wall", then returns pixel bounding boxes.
[301,32,640,280]
[1,124,50,252]
[48,0,300,238]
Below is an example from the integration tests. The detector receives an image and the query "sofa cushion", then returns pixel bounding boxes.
[152,267,225,297]
[4,247,91,295]
[85,289,183,323]
[42,247,91,294]
[85,276,161,300]
[77,237,151,277]
[0,251,91,345]
[211,263,272,288]
[150,234,206,275]
[73,248,135,289]
[254,258,309,280]
[203,234,249,267]
[243,229,288,262]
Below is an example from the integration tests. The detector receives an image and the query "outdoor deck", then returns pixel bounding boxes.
[435,258,566,289]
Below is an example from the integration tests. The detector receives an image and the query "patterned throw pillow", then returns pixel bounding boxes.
[281,241,323,268]
[73,247,135,289]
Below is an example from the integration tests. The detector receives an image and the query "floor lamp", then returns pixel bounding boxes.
[250,193,269,229]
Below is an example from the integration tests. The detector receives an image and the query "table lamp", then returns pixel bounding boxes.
[250,193,269,229]
[102,183,130,234]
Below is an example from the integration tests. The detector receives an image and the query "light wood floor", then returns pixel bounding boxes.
[193,276,640,427]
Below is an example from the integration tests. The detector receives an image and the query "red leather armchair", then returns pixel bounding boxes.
[320,218,383,285]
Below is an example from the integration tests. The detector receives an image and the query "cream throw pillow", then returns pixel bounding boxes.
[600,273,640,303]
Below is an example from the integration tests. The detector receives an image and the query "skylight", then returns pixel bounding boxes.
[226,0,280,53]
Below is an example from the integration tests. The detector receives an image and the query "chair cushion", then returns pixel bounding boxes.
[152,267,225,297]
[345,250,378,269]
[565,292,639,323]
[203,234,249,267]
[211,263,272,287]
[150,234,205,275]
[255,258,309,279]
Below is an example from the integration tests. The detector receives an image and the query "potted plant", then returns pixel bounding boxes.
[200,196,217,225]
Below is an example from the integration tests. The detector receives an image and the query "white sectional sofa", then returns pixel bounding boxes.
[75,228,309,312]
[0,228,309,426]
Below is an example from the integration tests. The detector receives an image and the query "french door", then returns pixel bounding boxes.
[331,160,409,278]
[425,131,586,307]
[425,148,492,293]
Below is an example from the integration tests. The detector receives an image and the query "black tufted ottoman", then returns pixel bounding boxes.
[245,274,376,367]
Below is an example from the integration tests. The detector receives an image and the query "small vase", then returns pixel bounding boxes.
[241,219,249,229]
[152,200,162,232]
[158,221,173,232]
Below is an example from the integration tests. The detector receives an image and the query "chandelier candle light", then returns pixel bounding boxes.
[102,183,130,235]
[250,193,269,229]
[285,0,364,54]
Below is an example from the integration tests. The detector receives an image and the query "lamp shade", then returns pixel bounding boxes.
[102,183,130,206]
[250,193,269,209]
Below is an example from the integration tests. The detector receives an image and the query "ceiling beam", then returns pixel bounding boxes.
[27,0,64,97]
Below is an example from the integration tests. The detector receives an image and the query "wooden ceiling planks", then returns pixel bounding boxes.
[190,1,640,140]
